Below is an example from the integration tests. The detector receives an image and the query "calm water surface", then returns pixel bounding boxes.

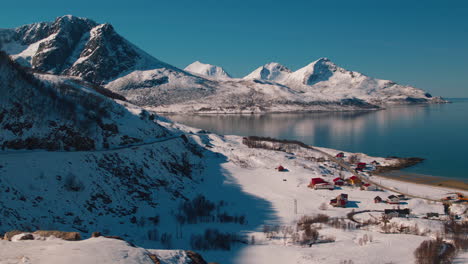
[166,99,468,181]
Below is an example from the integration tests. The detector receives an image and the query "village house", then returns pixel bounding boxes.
[361,183,377,191]
[276,165,286,172]
[347,175,361,186]
[384,208,411,218]
[387,195,400,204]
[308,177,326,188]
[336,152,345,158]
[314,182,335,190]
[333,177,345,186]
[356,162,367,171]
[330,193,348,207]
[374,196,383,203]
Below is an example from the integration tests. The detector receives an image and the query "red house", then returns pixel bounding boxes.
[356,162,367,170]
[333,177,345,186]
[308,177,326,188]
[336,152,345,158]
[330,193,348,207]
[276,165,286,172]
[348,175,361,185]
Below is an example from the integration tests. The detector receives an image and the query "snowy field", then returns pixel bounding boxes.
[1,117,466,264]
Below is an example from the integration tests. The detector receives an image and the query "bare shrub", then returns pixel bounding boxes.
[147,229,159,241]
[319,202,328,210]
[414,238,455,264]
[300,225,319,246]
[190,229,240,251]
[63,173,85,192]
[160,233,172,249]
[348,155,360,164]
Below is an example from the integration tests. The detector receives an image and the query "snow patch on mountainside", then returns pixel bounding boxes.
[185,61,231,79]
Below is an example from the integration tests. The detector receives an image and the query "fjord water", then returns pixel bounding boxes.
[167,99,468,182]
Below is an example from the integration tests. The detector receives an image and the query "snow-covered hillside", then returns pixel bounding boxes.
[0,15,446,114]
[0,51,167,151]
[185,61,231,79]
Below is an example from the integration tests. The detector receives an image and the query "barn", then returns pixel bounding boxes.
[308,177,326,188]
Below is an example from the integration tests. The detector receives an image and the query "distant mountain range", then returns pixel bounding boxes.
[0,15,446,113]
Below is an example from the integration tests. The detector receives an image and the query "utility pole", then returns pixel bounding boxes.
[294,199,297,215]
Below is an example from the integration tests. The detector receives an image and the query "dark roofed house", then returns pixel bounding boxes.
[387,195,400,204]
[374,196,383,203]
[384,208,410,218]
[356,163,367,170]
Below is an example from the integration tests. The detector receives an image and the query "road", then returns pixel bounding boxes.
[0,134,187,156]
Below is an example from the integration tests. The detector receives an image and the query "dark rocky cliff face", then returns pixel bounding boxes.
[32,16,97,73]
[1,15,173,84]
[64,23,143,84]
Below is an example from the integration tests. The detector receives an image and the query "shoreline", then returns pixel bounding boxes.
[376,170,468,192]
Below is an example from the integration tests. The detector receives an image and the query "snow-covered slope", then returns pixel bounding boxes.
[1,15,446,114]
[0,51,167,151]
[184,61,231,79]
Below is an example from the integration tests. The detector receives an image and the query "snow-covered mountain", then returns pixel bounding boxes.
[0,15,183,84]
[0,15,446,114]
[243,62,292,82]
[184,61,231,79]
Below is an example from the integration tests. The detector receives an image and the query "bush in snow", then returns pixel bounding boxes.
[160,232,172,249]
[190,229,240,251]
[63,173,85,192]
[414,238,455,264]
[147,229,159,241]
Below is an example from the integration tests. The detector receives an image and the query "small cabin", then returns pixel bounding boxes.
[397,194,406,200]
[333,177,345,186]
[314,182,334,190]
[356,163,367,170]
[330,193,348,207]
[362,183,377,191]
[371,160,380,166]
[387,195,400,204]
[347,176,361,185]
[384,208,410,218]
[374,196,383,203]
[276,165,286,172]
[336,152,345,158]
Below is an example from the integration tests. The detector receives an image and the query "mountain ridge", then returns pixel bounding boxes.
[0,15,447,113]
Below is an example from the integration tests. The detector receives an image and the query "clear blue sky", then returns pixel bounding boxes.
[1,0,467,97]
